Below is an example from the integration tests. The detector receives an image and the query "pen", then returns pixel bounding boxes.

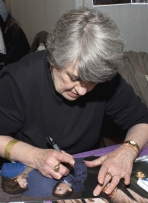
[47,136,61,152]
[47,135,73,171]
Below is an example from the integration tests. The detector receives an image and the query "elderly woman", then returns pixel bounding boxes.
[0,8,148,197]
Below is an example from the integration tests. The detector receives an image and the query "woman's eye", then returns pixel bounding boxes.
[71,78,77,82]
[67,73,80,82]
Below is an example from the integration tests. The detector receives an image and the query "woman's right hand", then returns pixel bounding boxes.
[33,148,75,179]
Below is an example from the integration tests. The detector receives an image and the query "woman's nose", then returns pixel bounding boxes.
[75,85,87,95]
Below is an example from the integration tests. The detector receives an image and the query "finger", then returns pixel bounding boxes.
[61,150,73,158]
[103,184,117,198]
[97,165,108,185]
[83,157,103,168]
[124,173,131,185]
[60,151,75,170]
[45,150,75,170]
[103,174,120,195]
[51,164,69,179]
[44,174,52,178]
[42,162,69,179]
[55,150,75,167]
[93,173,112,196]
[57,152,75,170]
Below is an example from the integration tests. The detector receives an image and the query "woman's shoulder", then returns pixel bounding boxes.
[0,50,50,89]
[3,50,48,73]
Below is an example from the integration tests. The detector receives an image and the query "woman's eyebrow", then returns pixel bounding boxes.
[69,73,81,80]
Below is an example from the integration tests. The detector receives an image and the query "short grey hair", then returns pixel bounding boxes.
[46,8,124,83]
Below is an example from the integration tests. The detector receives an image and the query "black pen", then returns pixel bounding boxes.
[47,135,73,171]
[47,136,61,152]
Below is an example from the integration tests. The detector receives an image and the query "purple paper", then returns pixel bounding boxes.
[73,144,148,158]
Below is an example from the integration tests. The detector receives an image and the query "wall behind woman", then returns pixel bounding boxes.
[5,0,83,45]
[5,0,148,52]
[84,0,148,53]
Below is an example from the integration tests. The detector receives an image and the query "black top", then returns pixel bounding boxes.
[0,51,148,154]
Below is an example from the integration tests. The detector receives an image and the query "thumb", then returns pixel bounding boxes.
[83,157,102,168]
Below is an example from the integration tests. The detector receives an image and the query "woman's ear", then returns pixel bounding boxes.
[50,66,53,73]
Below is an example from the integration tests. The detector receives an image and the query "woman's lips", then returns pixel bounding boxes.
[68,91,79,98]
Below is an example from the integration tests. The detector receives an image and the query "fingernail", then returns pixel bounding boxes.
[105,190,110,194]
[93,192,97,196]
[98,181,103,185]
[69,161,74,166]
[71,160,75,166]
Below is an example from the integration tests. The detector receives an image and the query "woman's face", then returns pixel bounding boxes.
[51,64,97,101]
[16,175,28,188]
[55,182,72,195]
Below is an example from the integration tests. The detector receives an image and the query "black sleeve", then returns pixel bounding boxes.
[0,68,24,135]
[105,74,148,130]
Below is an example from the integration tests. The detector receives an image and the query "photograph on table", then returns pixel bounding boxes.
[128,155,148,200]
[1,155,148,203]
[0,156,111,202]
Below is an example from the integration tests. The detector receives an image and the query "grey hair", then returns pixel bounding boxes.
[46,8,124,83]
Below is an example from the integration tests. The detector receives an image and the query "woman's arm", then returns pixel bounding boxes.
[0,135,75,179]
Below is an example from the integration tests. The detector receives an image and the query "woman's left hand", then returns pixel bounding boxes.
[84,144,137,196]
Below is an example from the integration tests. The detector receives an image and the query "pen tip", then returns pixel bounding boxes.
[47,136,51,143]
[47,135,55,146]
